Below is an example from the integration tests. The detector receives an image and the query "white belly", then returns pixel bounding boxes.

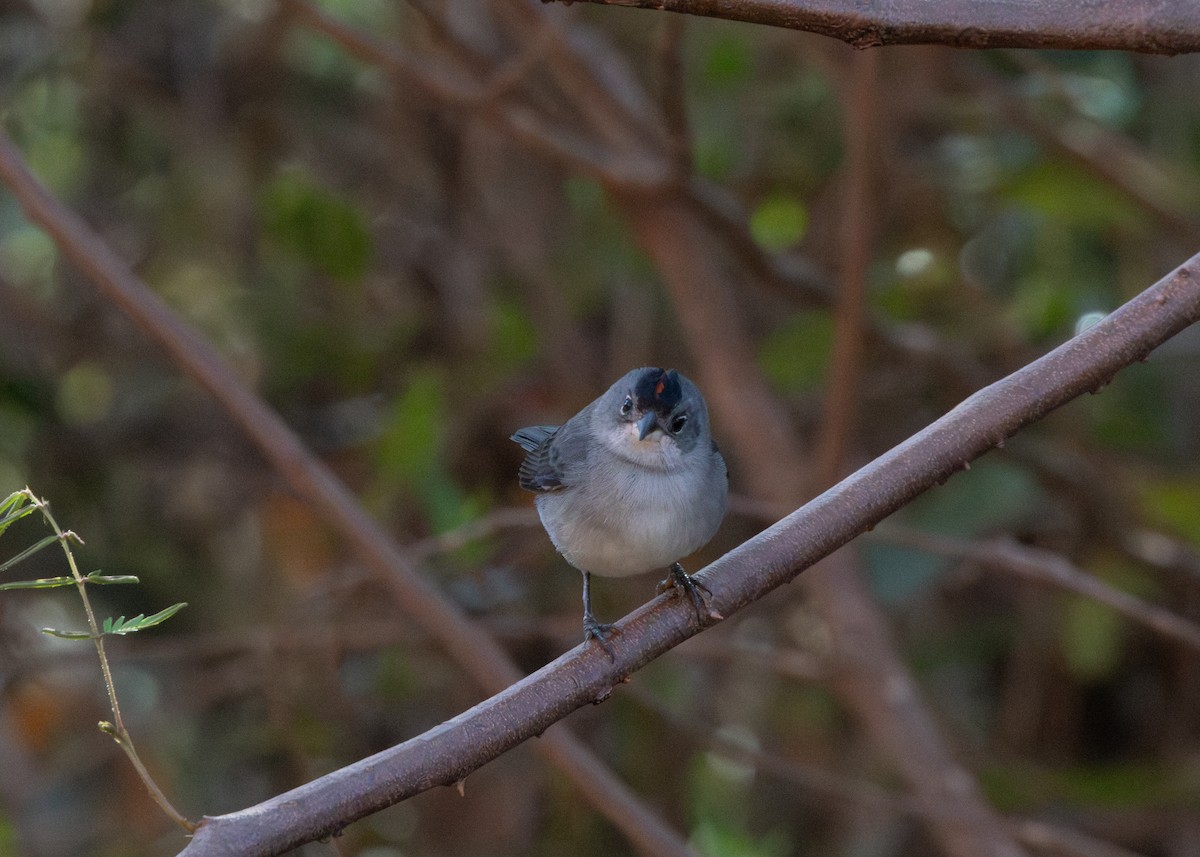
[535,465,724,577]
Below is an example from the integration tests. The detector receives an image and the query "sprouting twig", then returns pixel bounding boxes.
[9,490,195,832]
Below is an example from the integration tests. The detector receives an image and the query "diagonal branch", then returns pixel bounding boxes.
[548,0,1200,55]
[0,133,698,857]
[798,45,1025,857]
[282,0,668,188]
[619,187,1194,857]
[178,247,1200,856]
[7,106,1198,851]
[878,528,1200,653]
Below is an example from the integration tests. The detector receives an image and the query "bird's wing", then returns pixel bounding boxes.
[510,424,567,492]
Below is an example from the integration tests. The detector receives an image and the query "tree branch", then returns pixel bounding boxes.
[549,0,1200,55]
[815,47,877,483]
[0,131,698,857]
[283,0,669,189]
[877,528,1200,653]
[177,247,1200,855]
[5,110,1199,851]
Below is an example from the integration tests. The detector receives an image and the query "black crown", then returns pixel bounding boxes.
[633,368,682,412]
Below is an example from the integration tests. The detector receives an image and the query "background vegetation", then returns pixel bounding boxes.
[1,1,1199,855]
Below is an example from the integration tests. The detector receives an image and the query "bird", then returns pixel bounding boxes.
[511,366,728,655]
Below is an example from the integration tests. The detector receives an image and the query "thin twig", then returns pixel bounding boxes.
[982,59,1200,243]
[489,0,665,147]
[30,493,195,832]
[626,682,1152,857]
[876,528,1200,653]
[283,0,666,188]
[675,634,828,683]
[0,130,697,857]
[180,248,1200,853]
[409,506,540,562]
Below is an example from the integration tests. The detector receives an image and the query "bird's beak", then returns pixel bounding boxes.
[636,411,657,441]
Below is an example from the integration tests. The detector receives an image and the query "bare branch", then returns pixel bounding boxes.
[283,0,668,188]
[6,112,1198,852]
[626,684,1149,857]
[879,528,1200,653]
[655,14,693,179]
[624,186,1197,857]
[982,57,1200,243]
[0,131,698,857]
[547,0,1200,55]
[177,246,1200,855]
[815,48,878,483]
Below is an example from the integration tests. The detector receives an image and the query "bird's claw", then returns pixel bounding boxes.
[659,562,722,623]
[583,614,618,660]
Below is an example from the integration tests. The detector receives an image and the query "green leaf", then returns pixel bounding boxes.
[1005,161,1144,231]
[377,371,444,484]
[750,194,808,251]
[41,627,92,640]
[101,602,187,635]
[0,533,61,575]
[0,575,75,590]
[1062,596,1123,681]
[702,35,752,88]
[261,169,372,282]
[1138,478,1200,546]
[85,570,140,585]
[757,311,833,394]
[0,491,36,538]
[694,133,736,182]
[0,490,29,516]
[865,459,1044,604]
[491,299,538,371]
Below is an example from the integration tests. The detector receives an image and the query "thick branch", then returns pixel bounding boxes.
[0,133,696,857]
[623,185,1023,856]
[552,0,1200,55]
[6,103,1199,849]
[176,250,1200,855]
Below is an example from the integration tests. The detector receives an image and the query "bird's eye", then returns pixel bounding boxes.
[669,414,688,434]
[620,397,633,416]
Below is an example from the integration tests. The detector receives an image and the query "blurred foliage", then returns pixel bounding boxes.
[0,2,1199,857]
[260,167,373,282]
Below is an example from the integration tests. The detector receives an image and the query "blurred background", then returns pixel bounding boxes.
[1,0,1200,855]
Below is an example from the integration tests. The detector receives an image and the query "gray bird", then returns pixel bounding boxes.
[511,367,728,653]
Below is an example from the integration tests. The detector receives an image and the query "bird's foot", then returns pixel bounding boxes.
[583,613,619,660]
[658,562,723,624]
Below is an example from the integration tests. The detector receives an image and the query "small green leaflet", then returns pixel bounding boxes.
[42,602,187,639]
[41,627,92,640]
[0,491,37,538]
[0,570,138,591]
[102,603,188,635]
[86,570,140,585]
[0,576,75,591]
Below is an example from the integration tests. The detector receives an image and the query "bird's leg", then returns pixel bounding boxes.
[658,562,722,624]
[581,571,617,658]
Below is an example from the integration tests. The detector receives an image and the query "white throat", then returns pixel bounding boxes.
[597,420,683,472]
